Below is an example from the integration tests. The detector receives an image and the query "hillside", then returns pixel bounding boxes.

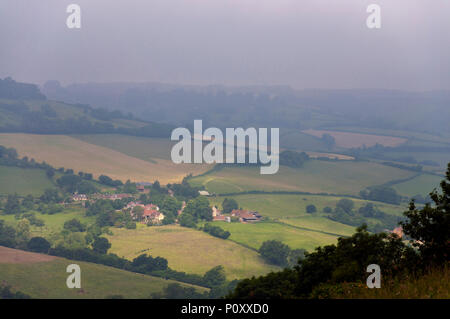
[0,133,210,184]
[106,225,279,280]
[0,246,208,299]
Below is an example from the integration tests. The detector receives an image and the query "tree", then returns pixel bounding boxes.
[336,199,354,213]
[64,218,86,232]
[0,220,16,248]
[183,197,212,221]
[222,198,238,214]
[259,240,291,267]
[92,237,111,254]
[132,206,144,221]
[4,194,20,215]
[179,213,196,228]
[21,195,34,211]
[400,163,450,265]
[27,237,51,253]
[306,204,317,214]
[161,197,181,217]
[16,219,31,246]
[203,265,226,288]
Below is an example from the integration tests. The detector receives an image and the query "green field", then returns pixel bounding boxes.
[0,249,207,299]
[0,206,94,237]
[190,161,416,196]
[393,174,443,197]
[0,165,54,196]
[209,221,341,252]
[208,193,405,220]
[106,225,278,279]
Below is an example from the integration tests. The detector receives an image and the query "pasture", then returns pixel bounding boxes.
[190,161,416,196]
[302,129,407,148]
[393,174,443,197]
[0,207,94,237]
[106,225,278,279]
[0,133,210,184]
[209,221,341,252]
[0,246,207,299]
[0,165,53,196]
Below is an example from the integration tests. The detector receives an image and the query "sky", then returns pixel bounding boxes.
[0,0,449,90]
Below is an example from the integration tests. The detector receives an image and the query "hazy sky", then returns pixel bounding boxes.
[0,0,449,90]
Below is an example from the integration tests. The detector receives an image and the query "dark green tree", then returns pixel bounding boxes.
[400,163,450,265]
[92,237,111,254]
[259,240,291,267]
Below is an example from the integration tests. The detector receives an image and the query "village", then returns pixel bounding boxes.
[71,183,263,226]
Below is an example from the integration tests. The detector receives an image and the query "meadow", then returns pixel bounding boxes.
[0,206,94,237]
[0,165,54,196]
[106,225,279,279]
[208,193,406,220]
[301,129,407,148]
[0,247,207,299]
[393,173,443,197]
[0,133,210,184]
[209,221,341,252]
[190,161,416,196]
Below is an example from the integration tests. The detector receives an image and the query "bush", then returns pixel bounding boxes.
[27,237,51,253]
[259,240,291,267]
[306,204,317,214]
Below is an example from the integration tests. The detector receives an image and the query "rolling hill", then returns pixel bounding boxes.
[0,246,208,299]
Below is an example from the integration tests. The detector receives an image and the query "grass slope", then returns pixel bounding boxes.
[190,161,415,196]
[106,225,278,280]
[209,221,341,252]
[393,174,443,197]
[0,133,210,184]
[0,165,53,196]
[0,246,207,299]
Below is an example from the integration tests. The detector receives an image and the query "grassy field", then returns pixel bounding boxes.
[302,129,407,148]
[0,206,94,237]
[393,174,443,197]
[72,134,175,162]
[0,246,207,299]
[209,221,341,252]
[190,161,415,196]
[0,133,210,184]
[106,225,278,279]
[208,193,405,219]
[0,165,54,196]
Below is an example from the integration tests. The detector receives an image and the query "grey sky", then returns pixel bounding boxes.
[0,0,449,90]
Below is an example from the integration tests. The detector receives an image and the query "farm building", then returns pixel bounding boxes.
[231,209,262,223]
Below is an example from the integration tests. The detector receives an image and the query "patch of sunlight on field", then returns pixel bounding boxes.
[106,225,278,280]
[0,133,210,184]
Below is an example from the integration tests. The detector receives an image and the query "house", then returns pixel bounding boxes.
[198,190,210,196]
[213,215,226,221]
[212,206,222,217]
[72,194,87,201]
[143,209,164,224]
[136,185,146,192]
[231,209,262,223]
[392,226,404,239]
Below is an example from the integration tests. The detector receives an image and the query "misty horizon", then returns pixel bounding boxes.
[1,0,449,91]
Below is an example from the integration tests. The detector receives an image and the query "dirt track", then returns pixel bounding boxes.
[0,246,56,264]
